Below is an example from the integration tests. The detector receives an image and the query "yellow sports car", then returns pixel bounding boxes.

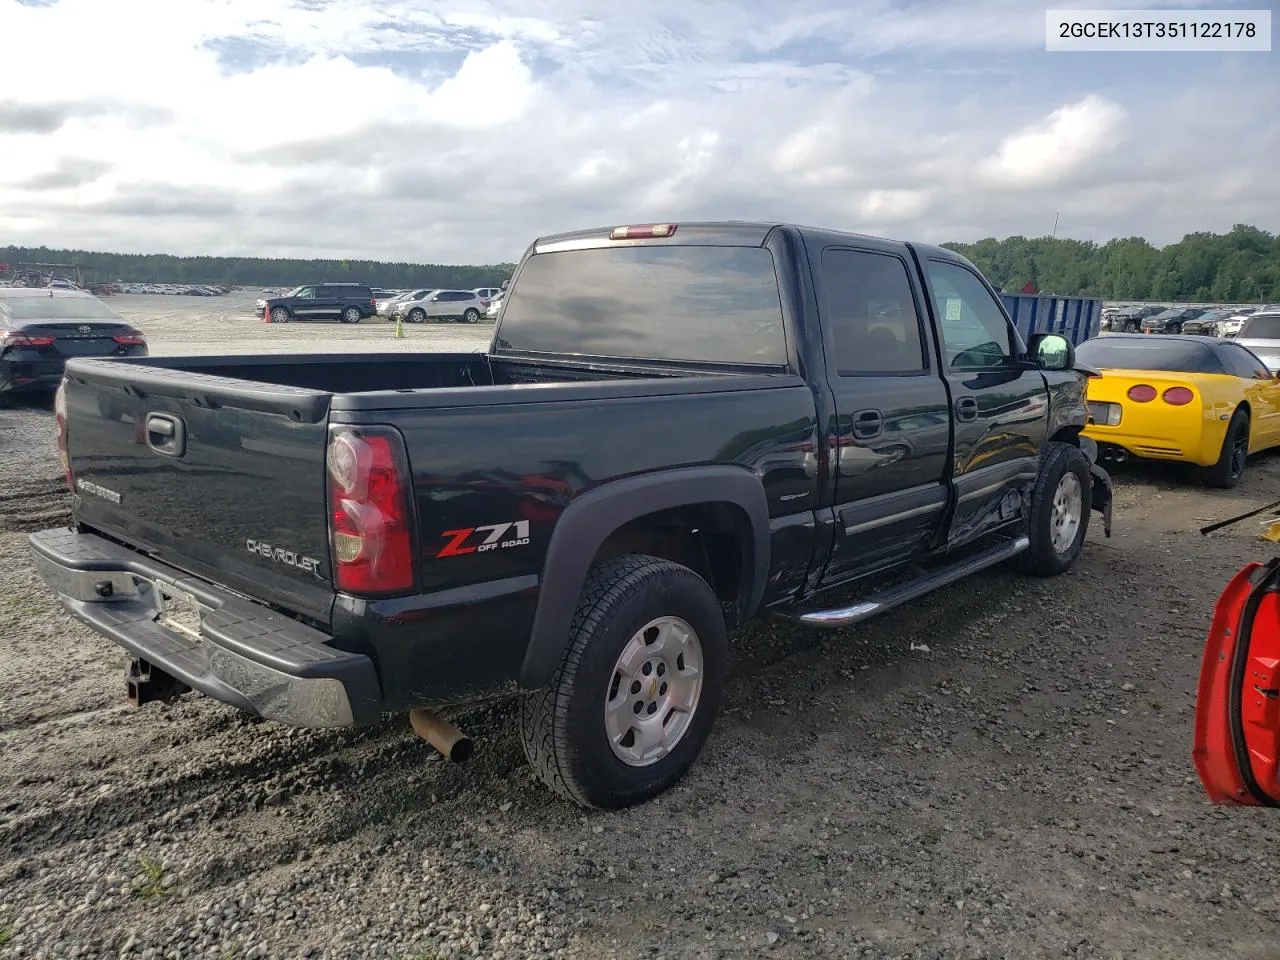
[1076,333,1280,488]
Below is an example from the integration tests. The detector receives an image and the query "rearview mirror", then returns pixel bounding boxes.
[1027,332,1075,371]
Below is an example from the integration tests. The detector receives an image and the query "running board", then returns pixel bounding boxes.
[777,535,1030,629]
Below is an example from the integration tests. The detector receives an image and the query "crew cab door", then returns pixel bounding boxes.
[918,256,1048,548]
[1194,559,1280,807]
[809,240,953,586]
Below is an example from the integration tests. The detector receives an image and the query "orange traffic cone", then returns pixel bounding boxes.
[263,303,272,323]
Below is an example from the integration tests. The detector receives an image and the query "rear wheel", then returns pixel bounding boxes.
[1204,409,1250,489]
[270,307,291,324]
[1013,441,1093,577]
[519,555,728,810]
[462,308,480,323]
[408,308,426,323]
[1123,321,1138,332]
[341,306,362,324]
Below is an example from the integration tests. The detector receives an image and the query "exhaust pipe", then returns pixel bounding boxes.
[409,709,474,764]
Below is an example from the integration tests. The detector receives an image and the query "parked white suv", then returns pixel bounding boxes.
[394,289,487,323]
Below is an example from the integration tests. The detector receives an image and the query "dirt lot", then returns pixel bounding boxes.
[2,298,1279,960]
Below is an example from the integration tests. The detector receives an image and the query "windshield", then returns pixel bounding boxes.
[496,245,787,366]
[1,295,123,321]
[1076,337,1223,374]
[1240,315,1280,340]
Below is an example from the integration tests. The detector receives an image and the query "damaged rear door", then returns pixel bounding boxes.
[1193,557,1280,806]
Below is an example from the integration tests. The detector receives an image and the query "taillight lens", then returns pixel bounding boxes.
[1126,384,1157,403]
[54,379,73,491]
[112,332,146,346]
[3,332,55,347]
[326,427,415,595]
[1162,386,1194,406]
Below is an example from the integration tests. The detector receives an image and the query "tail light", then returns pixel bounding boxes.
[326,426,415,595]
[1126,384,1157,403]
[112,332,146,346]
[3,331,55,347]
[54,379,73,491]
[1162,386,1194,406]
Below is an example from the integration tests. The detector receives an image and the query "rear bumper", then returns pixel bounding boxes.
[27,527,382,728]
[0,358,65,391]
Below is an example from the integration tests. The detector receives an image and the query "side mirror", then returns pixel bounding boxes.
[1027,332,1075,371]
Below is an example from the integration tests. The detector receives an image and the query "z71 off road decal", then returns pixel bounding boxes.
[435,521,531,558]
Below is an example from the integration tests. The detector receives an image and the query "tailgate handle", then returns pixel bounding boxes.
[146,413,186,458]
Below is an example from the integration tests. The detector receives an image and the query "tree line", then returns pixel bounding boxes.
[945,224,1279,302]
[4,222,1277,301]
[0,245,516,291]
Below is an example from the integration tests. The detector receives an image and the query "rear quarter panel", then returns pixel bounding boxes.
[330,378,819,708]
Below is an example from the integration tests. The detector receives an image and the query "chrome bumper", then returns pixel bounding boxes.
[27,528,382,728]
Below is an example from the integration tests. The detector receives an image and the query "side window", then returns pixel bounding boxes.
[925,260,1015,370]
[1224,344,1271,379]
[295,286,316,299]
[820,248,927,375]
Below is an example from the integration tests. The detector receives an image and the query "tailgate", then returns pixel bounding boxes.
[61,358,336,622]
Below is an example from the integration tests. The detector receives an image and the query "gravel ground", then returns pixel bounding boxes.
[2,298,1279,959]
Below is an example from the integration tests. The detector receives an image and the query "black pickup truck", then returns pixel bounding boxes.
[30,221,1113,810]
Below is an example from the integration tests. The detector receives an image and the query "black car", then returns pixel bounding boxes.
[1181,309,1231,336]
[1102,305,1161,332]
[1141,307,1200,334]
[0,288,147,397]
[262,282,376,324]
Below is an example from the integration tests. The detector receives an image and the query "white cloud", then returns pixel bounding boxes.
[0,0,1275,264]
[978,95,1129,190]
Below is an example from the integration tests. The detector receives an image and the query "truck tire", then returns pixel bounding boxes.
[1013,441,1093,577]
[519,554,728,810]
[1203,408,1249,489]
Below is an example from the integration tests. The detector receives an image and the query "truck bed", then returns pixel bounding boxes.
[104,352,687,395]
[59,351,795,634]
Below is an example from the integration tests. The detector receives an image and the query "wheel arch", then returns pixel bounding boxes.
[519,466,771,689]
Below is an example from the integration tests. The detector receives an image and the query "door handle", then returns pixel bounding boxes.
[852,408,883,439]
[146,413,186,458]
[955,396,979,423]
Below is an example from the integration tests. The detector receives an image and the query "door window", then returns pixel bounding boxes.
[820,248,927,375]
[295,287,316,299]
[925,260,1015,370]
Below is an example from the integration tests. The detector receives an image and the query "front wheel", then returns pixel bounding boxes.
[341,307,362,324]
[1203,409,1249,489]
[1013,441,1093,577]
[519,555,728,810]
[407,308,426,323]
[270,307,291,324]
[462,308,480,323]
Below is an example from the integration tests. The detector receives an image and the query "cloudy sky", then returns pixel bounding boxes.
[0,0,1275,265]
